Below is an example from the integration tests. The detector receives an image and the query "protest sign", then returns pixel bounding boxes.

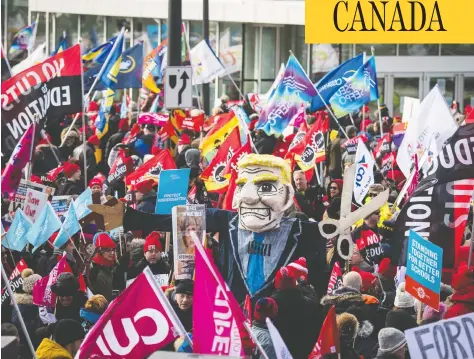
[405,230,443,309]
[405,313,474,359]
[172,204,206,280]
[149,353,240,359]
[50,196,73,222]
[9,180,55,216]
[138,112,169,127]
[155,169,190,215]
[126,274,169,288]
[1,259,28,304]
[24,188,48,222]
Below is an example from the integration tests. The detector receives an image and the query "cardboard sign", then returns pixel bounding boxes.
[405,230,443,309]
[155,169,190,215]
[9,180,55,216]
[126,274,169,288]
[405,313,474,359]
[23,189,48,222]
[50,196,73,222]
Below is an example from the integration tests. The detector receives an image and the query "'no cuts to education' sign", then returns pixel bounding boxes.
[405,230,443,310]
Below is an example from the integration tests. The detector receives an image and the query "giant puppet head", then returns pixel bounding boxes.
[232,154,294,233]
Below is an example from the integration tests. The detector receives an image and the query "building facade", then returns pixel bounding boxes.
[3,0,474,115]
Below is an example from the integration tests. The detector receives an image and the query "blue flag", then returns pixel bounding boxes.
[2,209,32,252]
[329,56,379,118]
[51,38,68,56]
[82,36,117,68]
[74,187,93,220]
[155,169,190,214]
[28,203,62,252]
[53,203,81,249]
[100,36,124,90]
[83,43,144,92]
[255,55,316,137]
[95,100,109,139]
[310,53,364,112]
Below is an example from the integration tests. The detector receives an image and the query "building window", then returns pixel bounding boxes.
[356,44,396,56]
[261,27,276,80]
[133,18,159,54]
[243,25,260,83]
[398,44,438,56]
[464,77,474,111]
[441,44,474,56]
[30,12,47,52]
[80,15,105,53]
[54,13,79,50]
[280,25,307,73]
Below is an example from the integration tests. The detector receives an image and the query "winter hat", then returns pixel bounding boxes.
[51,272,79,296]
[451,264,474,290]
[175,279,194,295]
[385,309,417,333]
[394,282,414,308]
[88,101,99,113]
[89,177,103,188]
[21,269,42,294]
[135,178,155,194]
[330,179,343,192]
[87,135,101,146]
[254,297,278,322]
[286,257,308,282]
[119,118,129,132]
[63,162,81,178]
[93,232,117,249]
[377,327,406,355]
[185,149,201,168]
[422,302,446,322]
[144,232,163,252]
[54,319,85,347]
[179,133,191,146]
[378,258,397,279]
[274,267,296,290]
[343,271,362,291]
[84,295,108,314]
[352,267,377,292]
[337,313,359,340]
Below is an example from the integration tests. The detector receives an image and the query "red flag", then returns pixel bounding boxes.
[125,149,176,187]
[1,259,29,304]
[63,261,87,293]
[181,113,205,132]
[123,123,141,145]
[373,133,392,162]
[158,118,178,144]
[327,262,343,295]
[46,165,64,182]
[77,269,185,359]
[32,255,69,307]
[244,294,252,325]
[200,127,241,193]
[308,306,340,359]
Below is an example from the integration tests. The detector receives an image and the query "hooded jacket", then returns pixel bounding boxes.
[12,292,41,350]
[36,338,72,359]
[136,190,157,213]
[320,286,365,314]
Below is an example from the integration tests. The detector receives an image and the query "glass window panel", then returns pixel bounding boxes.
[106,17,131,47]
[244,25,259,80]
[219,22,242,77]
[30,12,47,52]
[218,79,241,101]
[80,15,105,53]
[463,77,474,111]
[48,13,54,52]
[189,21,202,49]
[398,44,438,56]
[367,77,385,116]
[356,44,396,56]
[280,25,307,72]
[311,44,340,79]
[6,0,28,51]
[429,76,455,104]
[243,80,258,94]
[54,13,79,49]
[261,27,276,79]
[393,77,420,117]
[441,44,474,56]
[133,18,159,54]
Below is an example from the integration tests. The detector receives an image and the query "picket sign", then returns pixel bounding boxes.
[24,188,48,222]
[126,274,169,288]
[405,313,474,359]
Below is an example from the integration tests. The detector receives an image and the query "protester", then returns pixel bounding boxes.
[105,118,130,161]
[89,232,117,302]
[129,232,169,279]
[384,283,417,333]
[336,313,361,359]
[134,178,157,213]
[444,264,474,319]
[251,297,278,359]
[36,319,85,359]
[72,134,99,181]
[166,279,194,332]
[293,170,325,220]
[374,327,408,359]
[56,162,83,195]
[50,273,87,323]
[46,235,79,277]
[79,295,109,333]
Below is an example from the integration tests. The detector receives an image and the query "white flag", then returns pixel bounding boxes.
[266,318,294,359]
[190,40,226,85]
[11,42,47,75]
[353,138,375,205]
[396,85,458,178]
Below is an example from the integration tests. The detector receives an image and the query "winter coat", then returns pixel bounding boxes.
[35,144,63,175]
[89,263,115,302]
[55,292,87,323]
[72,143,98,182]
[294,186,325,221]
[35,248,54,277]
[271,287,321,359]
[105,131,126,165]
[384,308,417,333]
[131,134,155,158]
[136,191,157,213]
[444,285,474,319]
[36,338,72,359]
[55,179,83,196]
[320,286,366,314]
[254,132,276,155]
[251,322,276,359]
[327,138,342,179]
[12,292,41,351]
[46,251,79,278]
[175,146,191,169]
[129,257,170,280]
[166,289,193,332]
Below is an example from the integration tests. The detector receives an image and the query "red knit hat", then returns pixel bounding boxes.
[88,135,101,146]
[88,101,99,113]
[178,133,191,145]
[378,258,397,279]
[89,177,103,188]
[331,179,343,191]
[144,232,163,252]
[30,175,43,184]
[119,118,129,132]
[63,162,81,178]
[451,264,474,290]
[286,257,308,282]
[352,267,377,292]
[253,297,278,322]
[93,232,116,249]
[362,105,370,114]
[274,267,296,290]
[135,178,155,194]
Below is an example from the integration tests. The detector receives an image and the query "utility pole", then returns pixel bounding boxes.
[202,0,210,115]
[168,0,182,66]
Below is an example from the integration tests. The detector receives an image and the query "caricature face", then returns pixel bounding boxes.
[233,155,294,233]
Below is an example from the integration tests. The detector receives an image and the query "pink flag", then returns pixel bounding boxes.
[405,154,419,200]
[193,234,246,357]
[33,255,69,307]
[288,103,306,128]
[77,268,185,359]
[1,124,35,200]
[327,262,343,295]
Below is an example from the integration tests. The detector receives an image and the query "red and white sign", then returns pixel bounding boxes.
[24,188,48,222]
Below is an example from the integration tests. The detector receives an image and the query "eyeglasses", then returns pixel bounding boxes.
[329,187,338,190]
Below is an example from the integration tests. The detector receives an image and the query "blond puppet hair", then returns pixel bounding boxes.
[237,154,292,184]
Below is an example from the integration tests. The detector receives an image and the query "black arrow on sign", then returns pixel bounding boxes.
[178,71,189,106]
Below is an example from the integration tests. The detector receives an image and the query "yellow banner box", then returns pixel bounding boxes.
[305,0,474,44]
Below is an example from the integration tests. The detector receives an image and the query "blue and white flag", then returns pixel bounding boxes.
[2,209,32,252]
[73,187,93,220]
[255,55,316,137]
[311,53,364,111]
[190,40,226,85]
[329,56,379,118]
[28,203,62,252]
[353,138,375,205]
[53,203,81,249]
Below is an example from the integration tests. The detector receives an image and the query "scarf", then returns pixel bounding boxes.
[92,253,115,267]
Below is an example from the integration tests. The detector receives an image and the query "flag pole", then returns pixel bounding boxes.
[28,13,40,56]
[371,46,384,137]
[1,263,37,359]
[315,89,349,140]
[40,130,61,166]
[60,28,126,147]
[80,43,88,190]
[243,321,271,359]
[28,114,39,181]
